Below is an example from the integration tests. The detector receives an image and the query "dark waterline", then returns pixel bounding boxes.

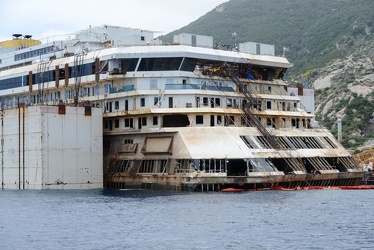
[1,189,373,249]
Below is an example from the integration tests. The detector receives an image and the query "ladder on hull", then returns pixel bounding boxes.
[225,68,307,173]
[225,69,280,149]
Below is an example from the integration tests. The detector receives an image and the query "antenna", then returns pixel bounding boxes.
[232,32,237,50]
[282,47,289,57]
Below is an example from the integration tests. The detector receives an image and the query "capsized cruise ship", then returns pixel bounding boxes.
[0,25,364,190]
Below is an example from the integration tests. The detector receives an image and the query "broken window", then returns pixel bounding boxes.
[163,114,190,127]
[154,97,160,105]
[240,136,258,149]
[217,115,222,125]
[254,136,272,149]
[321,137,338,149]
[227,98,233,108]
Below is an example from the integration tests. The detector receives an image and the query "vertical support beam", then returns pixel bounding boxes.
[55,65,59,88]
[28,71,33,92]
[64,63,69,87]
[95,57,100,82]
[337,114,342,142]
[17,104,26,189]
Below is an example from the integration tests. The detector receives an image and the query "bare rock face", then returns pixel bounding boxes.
[348,139,357,145]
[322,99,334,116]
[310,51,374,150]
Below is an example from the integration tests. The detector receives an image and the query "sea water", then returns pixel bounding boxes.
[0,189,373,249]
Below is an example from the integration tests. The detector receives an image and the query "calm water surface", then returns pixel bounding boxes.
[0,189,373,249]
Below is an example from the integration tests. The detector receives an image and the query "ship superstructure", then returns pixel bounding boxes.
[0,25,364,190]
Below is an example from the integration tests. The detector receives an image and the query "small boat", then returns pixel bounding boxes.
[221,188,246,192]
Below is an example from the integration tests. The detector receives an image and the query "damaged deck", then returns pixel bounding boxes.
[104,127,364,191]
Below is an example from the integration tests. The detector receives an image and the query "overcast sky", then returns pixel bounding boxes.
[0,0,228,41]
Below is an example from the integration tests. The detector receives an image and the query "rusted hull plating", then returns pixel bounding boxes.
[104,127,365,191]
[107,172,363,191]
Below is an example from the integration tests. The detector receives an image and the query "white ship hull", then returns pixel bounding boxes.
[0,25,364,190]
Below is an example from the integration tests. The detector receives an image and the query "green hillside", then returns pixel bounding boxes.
[161,0,374,77]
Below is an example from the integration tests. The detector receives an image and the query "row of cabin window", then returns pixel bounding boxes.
[104,115,310,130]
[104,116,158,130]
[0,83,111,106]
[14,46,55,61]
[105,96,297,112]
[0,62,95,91]
[148,79,273,94]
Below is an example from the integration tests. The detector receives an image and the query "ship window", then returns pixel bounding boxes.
[163,114,190,127]
[83,87,90,97]
[215,98,221,107]
[241,116,248,126]
[94,85,100,95]
[195,97,200,107]
[230,116,235,125]
[150,79,158,89]
[140,98,145,107]
[121,58,138,72]
[104,84,110,94]
[322,137,338,149]
[266,101,272,110]
[138,57,183,71]
[141,36,145,41]
[153,116,158,125]
[240,136,258,149]
[124,139,134,144]
[291,118,296,127]
[227,98,233,108]
[115,101,119,110]
[142,117,147,126]
[224,115,235,126]
[203,97,209,106]
[180,57,198,71]
[196,115,204,124]
[114,119,120,128]
[254,136,272,149]
[267,117,275,127]
[217,116,222,125]
[124,118,133,128]
[154,97,160,106]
